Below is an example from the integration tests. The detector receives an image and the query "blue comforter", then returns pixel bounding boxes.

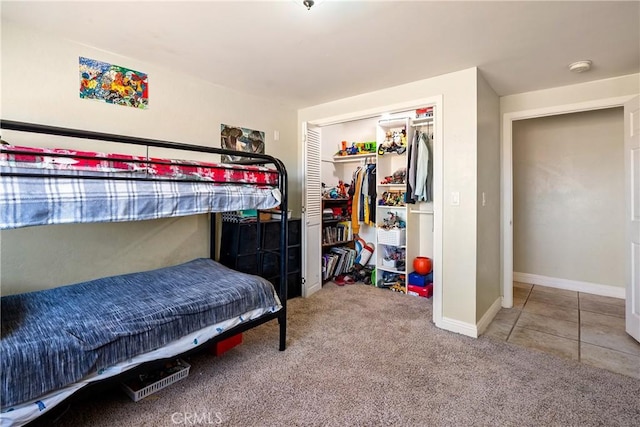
[0,258,281,408]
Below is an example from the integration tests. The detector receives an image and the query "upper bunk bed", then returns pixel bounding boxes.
[0,121,284,229]
[0,120,289,427]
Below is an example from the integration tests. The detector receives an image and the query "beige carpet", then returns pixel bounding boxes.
[34,283,640,426]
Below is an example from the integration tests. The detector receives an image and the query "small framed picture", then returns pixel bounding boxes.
[220,124,265,163]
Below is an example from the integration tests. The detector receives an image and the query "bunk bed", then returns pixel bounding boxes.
[0,120,289,427]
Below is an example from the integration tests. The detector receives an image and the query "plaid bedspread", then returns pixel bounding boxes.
[0,144,279,185]
[0,258,282,408]
[0,169,281,229]
[0,144,283,229]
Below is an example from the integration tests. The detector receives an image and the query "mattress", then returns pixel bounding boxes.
[0,145,282,229]
[0,258,282,408]
[0,144,279,184]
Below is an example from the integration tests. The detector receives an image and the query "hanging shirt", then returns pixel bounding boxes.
[414,132,431,202]
[351,166,364,235]
[406,130,419,204]
[367,164,377,225]
[360,165,368,222]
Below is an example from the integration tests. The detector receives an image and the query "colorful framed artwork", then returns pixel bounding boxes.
[79,57,148,109]
[220,124,265,163]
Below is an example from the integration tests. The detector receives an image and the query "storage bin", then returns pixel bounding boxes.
[122,359,190,402]
[408,271,433,287]
[212,333,243,356]
[381,258,397,268]
[377,228,406,246]
[407,283,433,298]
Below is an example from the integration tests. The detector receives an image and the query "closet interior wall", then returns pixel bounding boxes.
[410,119,435,262]
[320,117,378,263]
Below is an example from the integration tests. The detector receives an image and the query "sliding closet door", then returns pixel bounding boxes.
[625,96,640,343]
[302,124,322,297]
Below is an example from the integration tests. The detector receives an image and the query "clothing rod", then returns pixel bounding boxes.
[409,209,434,215]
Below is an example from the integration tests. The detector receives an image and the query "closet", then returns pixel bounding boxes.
[309,106,437,295]
[375,111,435,294]
[319,117,378,283]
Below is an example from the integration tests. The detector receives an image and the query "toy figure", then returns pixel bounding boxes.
[337,180,348,198]
[391,167,406,184]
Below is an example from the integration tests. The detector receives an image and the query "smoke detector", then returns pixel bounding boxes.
[568,60,592,73]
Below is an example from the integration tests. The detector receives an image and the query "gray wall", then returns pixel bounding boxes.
[0,21,298,295]
[476,71,501,321]
[512,108,625,287]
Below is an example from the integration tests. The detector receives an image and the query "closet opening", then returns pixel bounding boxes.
[301,95,443,326]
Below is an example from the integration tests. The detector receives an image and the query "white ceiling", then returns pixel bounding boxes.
[2,1,639,109]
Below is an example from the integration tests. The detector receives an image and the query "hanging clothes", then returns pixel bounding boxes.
[414,131,432,202]
[350,166,364,235]
[366,163,377,225]
[425,132,433,202]
[360,164,368,222]
[406,130,419,204]
[349,163,377,235]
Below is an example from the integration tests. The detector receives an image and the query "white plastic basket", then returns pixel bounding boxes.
[122,359,191,402]
[378,228,406,246]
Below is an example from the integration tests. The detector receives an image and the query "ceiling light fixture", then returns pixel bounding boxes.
[568,60,592,73]
[297,0,325,10]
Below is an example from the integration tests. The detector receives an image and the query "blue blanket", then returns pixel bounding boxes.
[1,258,281,408]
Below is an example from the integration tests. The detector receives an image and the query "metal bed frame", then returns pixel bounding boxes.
[0,119,288,423]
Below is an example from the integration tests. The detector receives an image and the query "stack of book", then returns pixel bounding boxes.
[322,246,356,281]
[322,221,352,245]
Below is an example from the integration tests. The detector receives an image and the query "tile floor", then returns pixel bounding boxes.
[484,281,640,379]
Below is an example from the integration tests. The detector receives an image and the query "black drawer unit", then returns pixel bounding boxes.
[219,218,302,299]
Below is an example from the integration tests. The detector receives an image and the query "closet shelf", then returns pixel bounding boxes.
[331,153,376,163]
[378,117,409,126]
[377,265,406,274]
[322,239,355,248]
[411,117,434,126]
[409,209,434,215]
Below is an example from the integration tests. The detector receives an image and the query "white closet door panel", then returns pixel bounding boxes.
[303,125,322,297]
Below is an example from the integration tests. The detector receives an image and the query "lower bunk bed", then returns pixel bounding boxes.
[1,258,281,426]
[0,121,290,426]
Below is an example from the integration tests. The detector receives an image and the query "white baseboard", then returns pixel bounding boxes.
[436,316,478,338]
[477,297,503,335]
[303,282,322,298]
[435,296,502,338]
[513,272,625,299]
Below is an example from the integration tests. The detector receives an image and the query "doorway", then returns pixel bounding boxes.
[501,95,634,308]
[512,108,625,295]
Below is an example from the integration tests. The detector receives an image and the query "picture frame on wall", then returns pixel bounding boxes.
[220,124,265,163]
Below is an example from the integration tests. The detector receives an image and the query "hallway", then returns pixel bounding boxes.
[485,282,640,379]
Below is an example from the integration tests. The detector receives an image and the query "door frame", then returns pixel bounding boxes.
[302,95,444,326]
[501,95,635,307]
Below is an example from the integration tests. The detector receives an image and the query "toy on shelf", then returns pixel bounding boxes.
[379,190,405,206]
[380,211,406,230]
[335,140,377,157]
[378,128,407,155]
[322,180,349,200]
[415,106,434,119]
[378,270,406,292]
[382,245,406,270]
[380,167,407,185]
